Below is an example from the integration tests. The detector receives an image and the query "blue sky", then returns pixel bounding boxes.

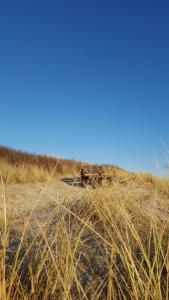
[0,0,169,175]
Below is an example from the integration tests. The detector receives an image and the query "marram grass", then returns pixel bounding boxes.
[0,174,169,299]
[0,146,169,299]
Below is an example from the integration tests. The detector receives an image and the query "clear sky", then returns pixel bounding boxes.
[0,0,169,175]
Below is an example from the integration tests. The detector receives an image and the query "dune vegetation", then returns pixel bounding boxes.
[0,145,84,183]
[0,146,122,184]
[0,146,169,299]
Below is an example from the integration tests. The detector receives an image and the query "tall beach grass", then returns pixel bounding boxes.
[0,146,169,299]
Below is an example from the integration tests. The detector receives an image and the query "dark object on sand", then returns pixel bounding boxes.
[80,166,112,188]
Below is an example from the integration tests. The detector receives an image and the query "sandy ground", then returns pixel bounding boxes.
[0,178,168,223]
[0,179,88,220]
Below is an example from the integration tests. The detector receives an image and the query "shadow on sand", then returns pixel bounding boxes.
[61,177,83,187]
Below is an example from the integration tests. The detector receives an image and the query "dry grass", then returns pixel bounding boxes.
[0,146,83,183]
[0,146,169,299]
[0,146,121,184]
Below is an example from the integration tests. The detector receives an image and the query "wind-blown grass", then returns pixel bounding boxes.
[0,174,169,299]
[0,146,169,299]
